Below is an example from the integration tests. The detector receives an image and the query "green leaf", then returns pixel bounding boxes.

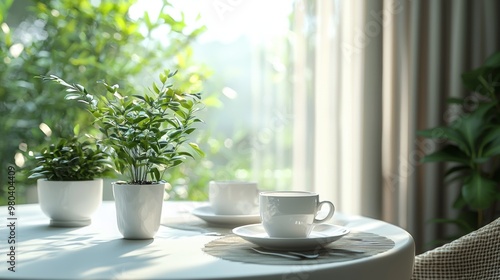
[143,11,153,30]
[417,127,470,155]
[482,144,500,158]
[159,73,167,84]
[444,165,470,177]
[451,107,488,152]
[185,128,196,135]
[421,145,469,165]
[168,130,182,139]
[483,51,500,68]
[73,124,80,136]
[178,151,195,159]
[65,93,82,100]
[189,142,205,157]
[462,171,498,210]
[473,157,491,164]
[461,67,486,92]
[168,70,178,78]
[152,82,160,94]
[452,195,468,209]
[132,95,147,102]
[151,167,161,182]
[478,125,500,154]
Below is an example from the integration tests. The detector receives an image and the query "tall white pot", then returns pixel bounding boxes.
[37,178,103,227]
[112,182,165,239]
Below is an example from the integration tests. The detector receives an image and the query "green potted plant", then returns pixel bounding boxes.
[41,69,204,239]
[28,135,111,227]
[419,51,500,237]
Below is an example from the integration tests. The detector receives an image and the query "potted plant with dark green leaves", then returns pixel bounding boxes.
[41,70,204,239]
[419,51,500,238]
[28,135,111,227]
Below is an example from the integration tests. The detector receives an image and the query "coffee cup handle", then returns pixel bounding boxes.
[313,201,335,223]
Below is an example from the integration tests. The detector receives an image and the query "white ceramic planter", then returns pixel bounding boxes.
[37,178,103,227]
[112,182,165,239]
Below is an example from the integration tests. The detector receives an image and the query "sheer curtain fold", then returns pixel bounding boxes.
[313,0,338,200]
[359,0,383,218]
[309,0,383,216]
[292,0,309,191]
[295,0,500,253]
[337,0,364,216]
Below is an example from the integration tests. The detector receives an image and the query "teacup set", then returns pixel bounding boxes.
[195,181,349,250]
[260,190,335,238]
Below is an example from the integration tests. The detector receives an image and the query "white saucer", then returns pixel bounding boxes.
[232,223,350,251]
[191,206,261,225]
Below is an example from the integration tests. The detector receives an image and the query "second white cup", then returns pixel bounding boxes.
[209,181,259,215]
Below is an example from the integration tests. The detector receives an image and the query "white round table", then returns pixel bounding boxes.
[0,201,414,279]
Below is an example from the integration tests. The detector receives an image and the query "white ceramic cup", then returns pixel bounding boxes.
[260,191,335,238]
[209,181,259,215]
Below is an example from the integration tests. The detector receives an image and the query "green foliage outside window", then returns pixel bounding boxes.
[0,0,211,204]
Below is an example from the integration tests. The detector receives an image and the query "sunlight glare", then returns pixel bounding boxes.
[39,123,52,137]
[18,143,28,152]
[9,43,24,58]
[222,87,237,99]
[14,153,25,168]
[1,23,10,34]
[130,0,292,44]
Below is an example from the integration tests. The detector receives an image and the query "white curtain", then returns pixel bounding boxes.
[292,0,500,253]
[292,0,383,217]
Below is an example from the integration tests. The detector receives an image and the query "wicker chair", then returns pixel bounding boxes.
[412,218,500,280]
